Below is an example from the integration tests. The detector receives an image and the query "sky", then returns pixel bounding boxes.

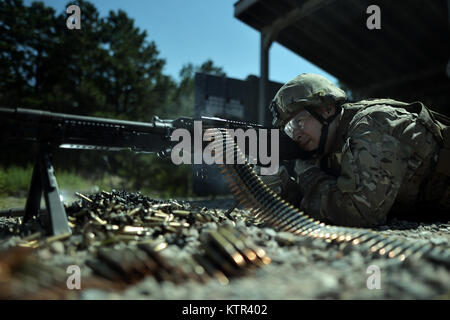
[25,0,336,84]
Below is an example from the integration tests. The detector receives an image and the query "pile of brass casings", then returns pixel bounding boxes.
[0,190,270,298]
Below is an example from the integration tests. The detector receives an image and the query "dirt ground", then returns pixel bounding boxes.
[0,195,449,300]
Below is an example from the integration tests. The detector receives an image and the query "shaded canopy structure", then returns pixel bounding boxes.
[234,0,450,123]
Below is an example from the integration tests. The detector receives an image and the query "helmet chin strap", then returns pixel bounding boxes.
[301,104,342,159]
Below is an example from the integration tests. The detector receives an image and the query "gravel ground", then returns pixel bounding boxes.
[116,199,450,300]
[1,196,449,300]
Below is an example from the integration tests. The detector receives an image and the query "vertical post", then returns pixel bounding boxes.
[259,31,270,126]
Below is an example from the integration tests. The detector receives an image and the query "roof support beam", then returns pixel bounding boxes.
[259,31,270,125]
[261,0,336,50]
[258,0,335,125]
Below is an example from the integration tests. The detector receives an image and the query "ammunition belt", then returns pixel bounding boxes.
[212,128,450,266]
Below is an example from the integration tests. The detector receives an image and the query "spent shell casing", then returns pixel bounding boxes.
[172,210,191,217]
[137,239,168,252]
[207,231,246,268]
[75,192,93,203]
[165,226,177,233]
[43,232,71,244]
[170,200,183,208]
[115,235,140,242]
[218,227,260,266]
[122,226,146,235]
[154,211,169,219]
[89,212,107,225]
[143,216,166,222]
[21,232,42,242]
[228,228,271,265]
[127,207,143,217]
[18,240,40,248]
[201,241,241,276]
[168,221,189,228]
[152,203,171,209]
[105,224,120,231]
[138,244,171,269]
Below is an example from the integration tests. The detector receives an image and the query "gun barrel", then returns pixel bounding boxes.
[1,107,171,133]
[0,107,176,153]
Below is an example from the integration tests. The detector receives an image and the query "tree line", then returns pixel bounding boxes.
[0,0,226,196]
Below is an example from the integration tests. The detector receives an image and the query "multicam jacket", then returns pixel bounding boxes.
[294,99,448,227]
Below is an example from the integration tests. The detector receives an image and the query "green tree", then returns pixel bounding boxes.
[95,8,174,121]
[162,59,226,118]
[0,0,58,107]
[0,0,227,197]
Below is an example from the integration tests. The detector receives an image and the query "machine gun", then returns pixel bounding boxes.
[0,107,305,235]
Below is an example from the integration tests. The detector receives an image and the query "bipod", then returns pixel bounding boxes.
[23,145,71,236]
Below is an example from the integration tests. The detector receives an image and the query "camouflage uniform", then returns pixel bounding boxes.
[295,100,447,227]
[268,73,449,228]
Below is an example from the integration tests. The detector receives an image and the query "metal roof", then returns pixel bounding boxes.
[234,0,450,110]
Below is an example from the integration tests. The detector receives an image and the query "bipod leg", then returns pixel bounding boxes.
[23,148,72,236]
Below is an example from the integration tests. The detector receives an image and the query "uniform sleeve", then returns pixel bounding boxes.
[297,113,412,227]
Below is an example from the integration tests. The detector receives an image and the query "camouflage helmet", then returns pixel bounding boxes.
[270,73,347,127]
